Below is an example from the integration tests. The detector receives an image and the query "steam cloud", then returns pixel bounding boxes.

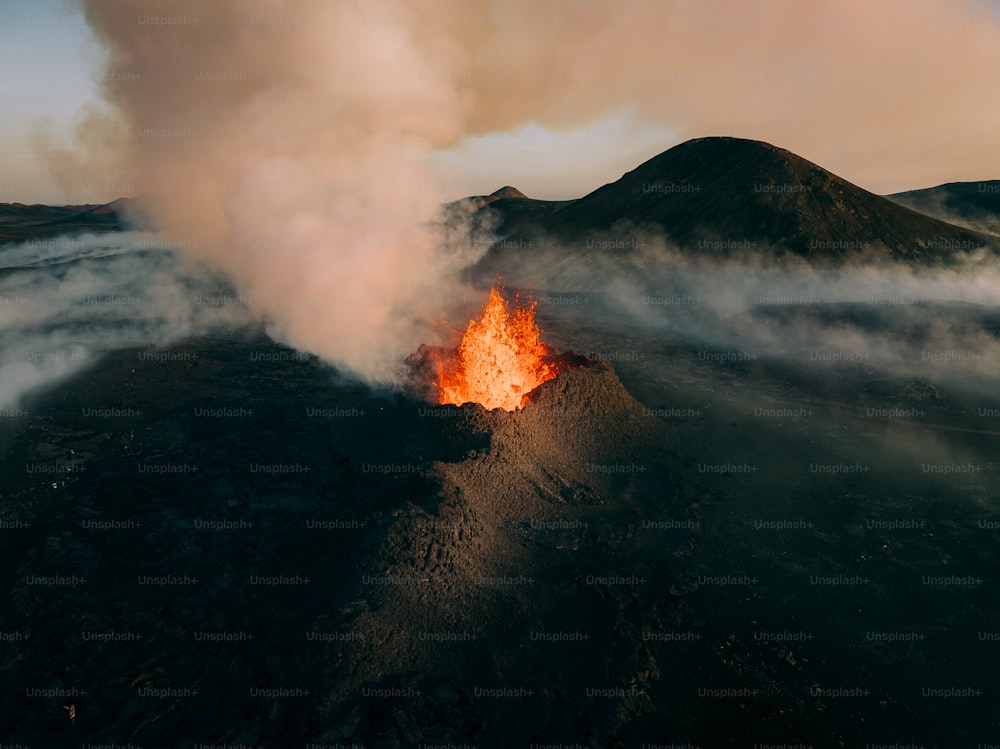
[38,0,997,386]
[511,234,1000,404]
[0,233,254,410]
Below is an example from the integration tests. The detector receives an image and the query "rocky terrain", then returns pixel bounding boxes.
[2,300,999,746]
[0,334,701,747]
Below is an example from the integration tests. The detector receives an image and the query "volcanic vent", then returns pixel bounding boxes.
[409,280,585,411]
[335,331,687,745]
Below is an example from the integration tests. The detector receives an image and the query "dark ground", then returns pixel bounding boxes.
[3,293,1000,747]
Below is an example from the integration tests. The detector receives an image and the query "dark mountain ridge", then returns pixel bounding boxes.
[472,137,998,280]
[0,196,150,245]
[889,180,1000,236]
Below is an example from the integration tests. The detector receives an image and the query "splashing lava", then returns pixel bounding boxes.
[436,283,560,411]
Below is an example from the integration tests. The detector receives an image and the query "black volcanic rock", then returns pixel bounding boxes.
[1,337,693,747]
[320,359,689,745]
[7,299,1000,744]
[888,180,1000,236]
[474,137,998,278]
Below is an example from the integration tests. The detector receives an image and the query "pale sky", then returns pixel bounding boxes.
[3,0,1000,204]
[428,113,681,201]
[0,0,104,203]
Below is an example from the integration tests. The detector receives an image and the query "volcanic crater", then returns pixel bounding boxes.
[329,356,691,745]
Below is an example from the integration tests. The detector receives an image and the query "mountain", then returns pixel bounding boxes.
[0,196,152,245]
[439,186,573,250]
[446,185,531,214]
[473,194,576,238]
[0,202,103,225]
[888,180,1000,237]
[489,185,528,199]
[473,137,998,278]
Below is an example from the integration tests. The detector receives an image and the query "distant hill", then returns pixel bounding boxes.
[472,137,998,280]
[473,195,576,238]
[888,181,1000,237]
[445,185,531,214]
[439,186,573,249]
[489,185,528,200]
[0,196,153,245]
[0,202,103,225]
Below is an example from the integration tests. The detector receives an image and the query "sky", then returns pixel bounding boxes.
[2,0,1000,204]
[0,0,104,203]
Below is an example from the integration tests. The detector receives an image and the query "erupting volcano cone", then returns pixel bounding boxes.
[435,282,561,411]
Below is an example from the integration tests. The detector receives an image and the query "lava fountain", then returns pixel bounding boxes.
[417,281,569,411]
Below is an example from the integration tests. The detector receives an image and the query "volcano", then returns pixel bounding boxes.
[472,136,999,282]
[0,330,685,747]
[408,281,582,411]
[329,357,678,744]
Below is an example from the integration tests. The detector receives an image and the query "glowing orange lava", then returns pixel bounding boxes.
[436,283,559,411]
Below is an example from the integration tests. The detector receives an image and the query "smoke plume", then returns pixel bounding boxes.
[56,0,1000,382]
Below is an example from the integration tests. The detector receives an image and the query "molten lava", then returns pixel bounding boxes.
[436,283,559,411]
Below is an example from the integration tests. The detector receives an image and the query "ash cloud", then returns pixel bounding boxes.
[37,0,1000,388]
